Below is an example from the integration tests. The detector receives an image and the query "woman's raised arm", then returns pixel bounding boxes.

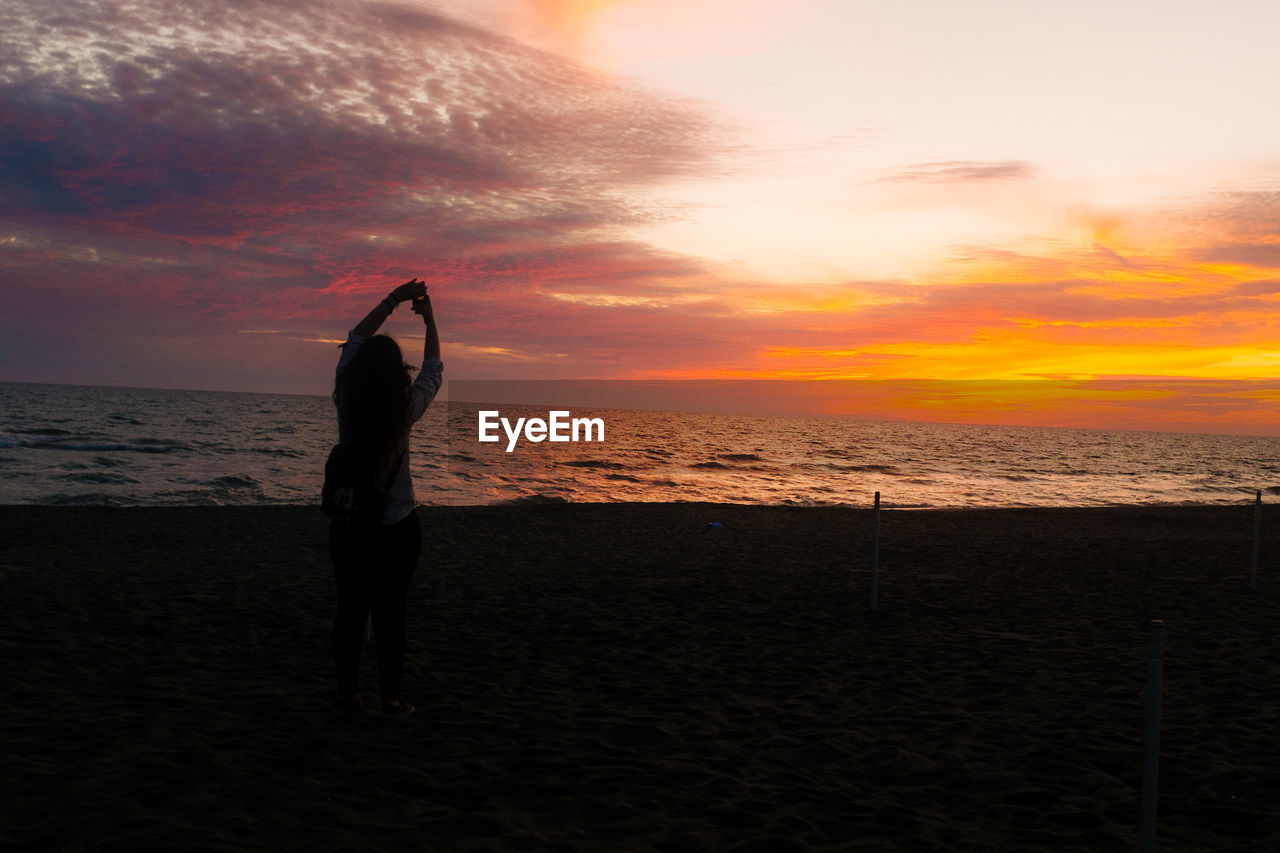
[352,279,426,339]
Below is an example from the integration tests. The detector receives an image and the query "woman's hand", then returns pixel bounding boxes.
[391,278,427,304]
[410,291,433,319]
[354,279,427,338]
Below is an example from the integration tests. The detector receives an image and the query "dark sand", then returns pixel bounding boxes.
[2,503,1278,851]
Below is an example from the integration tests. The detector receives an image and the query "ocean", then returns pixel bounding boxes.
[1,381,1277,508]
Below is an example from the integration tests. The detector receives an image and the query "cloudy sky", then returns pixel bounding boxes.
[2,0,1278,427]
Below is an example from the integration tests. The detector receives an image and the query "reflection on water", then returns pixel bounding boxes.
[1,382,1277,508]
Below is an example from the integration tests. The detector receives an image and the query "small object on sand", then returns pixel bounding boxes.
[705,521,723,530]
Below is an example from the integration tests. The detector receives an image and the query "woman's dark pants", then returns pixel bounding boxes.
[329,512,421,701]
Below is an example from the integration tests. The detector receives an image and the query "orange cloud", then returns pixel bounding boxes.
[525,0,627,30]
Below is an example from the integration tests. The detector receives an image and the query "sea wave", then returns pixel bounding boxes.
[0,434,186,453]
[56,471,141,485]
[562,459,630,470]
[43,492,127,506]
[499,493,570,506]
[208,475,263,490]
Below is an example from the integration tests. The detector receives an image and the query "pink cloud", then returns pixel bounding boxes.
[0,0,740,388]
[0,0,721,284]
[876,160,1035,183]
[1194,244,1280,269]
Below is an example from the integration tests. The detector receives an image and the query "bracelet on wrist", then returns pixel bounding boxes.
[382,296,398,311]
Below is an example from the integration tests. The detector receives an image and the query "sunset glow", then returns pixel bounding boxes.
[2,0,1278,432]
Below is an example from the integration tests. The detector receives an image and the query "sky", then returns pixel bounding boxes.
[1,0,1279,432]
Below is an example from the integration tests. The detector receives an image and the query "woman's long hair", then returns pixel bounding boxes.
[334,335,414,474]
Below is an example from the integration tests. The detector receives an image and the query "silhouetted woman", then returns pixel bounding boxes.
[330,278,441,719]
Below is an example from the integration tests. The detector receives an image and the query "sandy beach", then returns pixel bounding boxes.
[2,502,1277,851]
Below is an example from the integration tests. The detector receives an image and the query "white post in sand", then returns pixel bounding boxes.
[870,491,880,610]
[1140,619,1164,853]
[1250,490,1261,590]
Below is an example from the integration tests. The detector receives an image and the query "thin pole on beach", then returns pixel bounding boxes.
[1140,619,1165,853]
[1250,490,1261,590]
[870,491,880,610]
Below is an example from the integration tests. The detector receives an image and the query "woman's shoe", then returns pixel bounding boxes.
[330,695,364,719]
[381,701,414,720]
